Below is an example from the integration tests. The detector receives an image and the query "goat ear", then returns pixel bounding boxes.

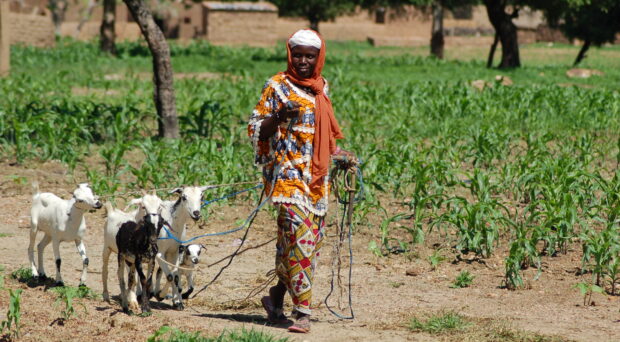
[169,187,183,195]
[199,185,213,192]
[123,198,141,211]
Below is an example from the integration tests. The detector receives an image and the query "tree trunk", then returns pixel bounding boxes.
[430,2,444,59]
[308,14,319,32]
[76,0,97,37]
[573,39,591,66]
[486,33,499,68]
[309,18,319,32]
[123,0,179,139]
[48,0,68,36]
[100,0,117,55]
[0,0,9,76]
[483,0,520,68]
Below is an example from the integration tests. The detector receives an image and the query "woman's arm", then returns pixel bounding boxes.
[258,101,301,141]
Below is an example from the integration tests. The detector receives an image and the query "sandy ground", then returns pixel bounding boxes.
[0,162,619,342]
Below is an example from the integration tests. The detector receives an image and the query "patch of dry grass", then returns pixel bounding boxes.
[407,311,572,342]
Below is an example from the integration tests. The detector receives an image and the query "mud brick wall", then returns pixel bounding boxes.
[205,10,277,46]
[9,12,55,47]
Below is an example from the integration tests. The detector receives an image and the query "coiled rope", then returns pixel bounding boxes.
[324,155,363,320]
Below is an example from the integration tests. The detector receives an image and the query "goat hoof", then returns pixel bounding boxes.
[54,281,65,287]
[36,274,48,282]
[155,292,165,302]
[181,293,189,300]
[173,302,184,311]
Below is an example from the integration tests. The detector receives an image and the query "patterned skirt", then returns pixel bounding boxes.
[275,203,325,315]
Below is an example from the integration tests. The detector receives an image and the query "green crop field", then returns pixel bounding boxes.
[2,38,620,312]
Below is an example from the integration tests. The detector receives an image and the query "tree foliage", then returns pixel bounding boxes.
[270,0,359,32]
[530,0,620,64]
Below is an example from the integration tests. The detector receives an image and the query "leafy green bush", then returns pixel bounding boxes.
[50,286,97,320]
[451,270,475,288]
[10,267,32,283]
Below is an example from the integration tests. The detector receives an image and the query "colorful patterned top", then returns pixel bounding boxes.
[248,74,331,216]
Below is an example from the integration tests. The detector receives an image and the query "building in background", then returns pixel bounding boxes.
[5,0,571,48]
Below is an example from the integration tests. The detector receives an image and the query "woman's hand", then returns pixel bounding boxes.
[332,146,358,164]
[258,101,302,141]
[276,101,302,123]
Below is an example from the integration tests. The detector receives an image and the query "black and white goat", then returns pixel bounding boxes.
[28,182,102,286]
[175,244,206,299]
[116,206,163,314]
[101,193,163,302]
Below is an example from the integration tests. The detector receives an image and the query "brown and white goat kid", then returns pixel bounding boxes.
[102,193,163,302]
[28,182,102,286]
[154,186,210,310]
[116,205,164,314]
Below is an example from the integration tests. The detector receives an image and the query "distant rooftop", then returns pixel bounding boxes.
[202,1,278,12]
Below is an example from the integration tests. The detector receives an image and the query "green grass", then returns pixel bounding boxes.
[409,312,568,341]
[409,311,471,334]
[2,39,620,293]
[50,285,98,320]
[147,326,290,342]
[10,267,32,283]
[450,270,475,288]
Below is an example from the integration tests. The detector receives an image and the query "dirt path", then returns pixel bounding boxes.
[0,166,619,342]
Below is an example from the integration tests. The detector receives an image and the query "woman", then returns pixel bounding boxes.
[247,29,350,333]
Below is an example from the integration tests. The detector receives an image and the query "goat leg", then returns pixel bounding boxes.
[181,270,194,300]
[28,226,39,279]
[75,239,89,286]
[36,235,52,281]
[102,248,111,302]
[135,259,151,313]
[117,254,128,313]
[52,238,64,286]
[127,262,139,313]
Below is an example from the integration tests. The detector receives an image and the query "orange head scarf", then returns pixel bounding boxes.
[282,29,344,189]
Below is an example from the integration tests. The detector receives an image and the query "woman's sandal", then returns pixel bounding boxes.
[261,296,290,325]
[287,314,311,333]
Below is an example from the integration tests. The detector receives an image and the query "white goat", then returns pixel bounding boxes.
[101,193,164,302]
[28,182,102,286]
[154,186,209,309]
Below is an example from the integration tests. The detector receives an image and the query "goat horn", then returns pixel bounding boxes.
[141,189,147,196]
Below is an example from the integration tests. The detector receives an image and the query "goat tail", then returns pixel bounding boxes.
[31,181,40,196]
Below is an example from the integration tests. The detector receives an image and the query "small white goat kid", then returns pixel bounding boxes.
[28,182,102,286]
[101,193,164,302]
[177,244,206,299]
[154,186,210,309]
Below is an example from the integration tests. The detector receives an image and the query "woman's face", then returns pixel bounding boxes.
[291,45,320,78]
